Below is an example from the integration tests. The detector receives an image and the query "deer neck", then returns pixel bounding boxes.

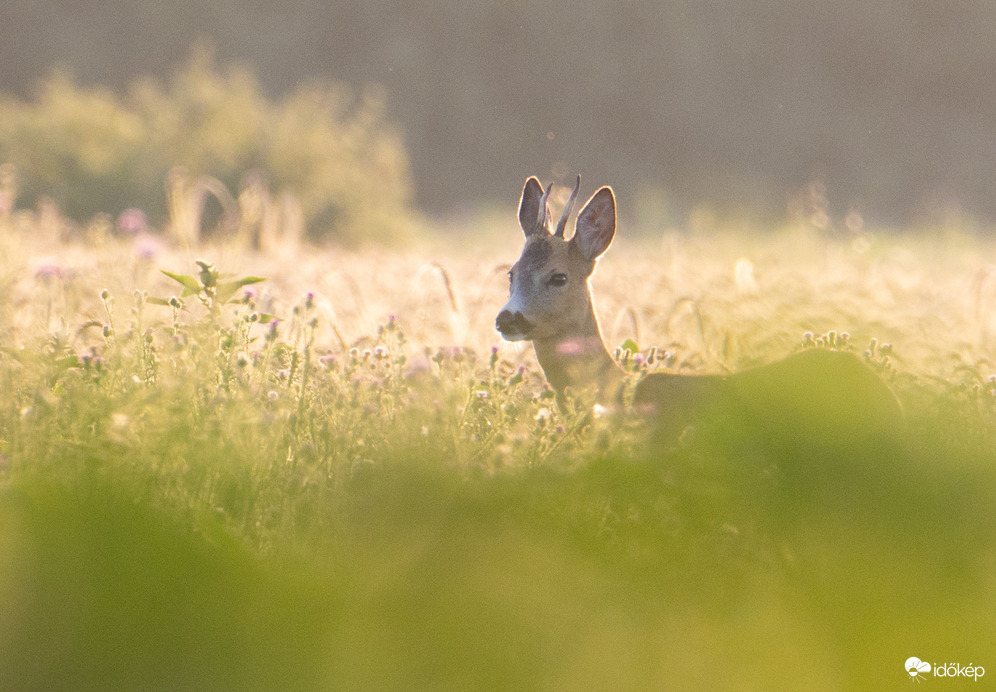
[531,303,623,405]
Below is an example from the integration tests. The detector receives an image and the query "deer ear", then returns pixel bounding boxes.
[573,187,616,260]
[518,177,546,236]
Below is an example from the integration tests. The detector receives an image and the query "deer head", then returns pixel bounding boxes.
[496,176,620,402]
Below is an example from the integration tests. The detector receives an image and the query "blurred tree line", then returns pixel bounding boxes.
[2,0,995,228]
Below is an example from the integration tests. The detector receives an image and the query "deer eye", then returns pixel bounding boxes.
[548,273,568,287]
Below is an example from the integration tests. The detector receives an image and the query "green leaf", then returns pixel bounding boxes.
[621,338,640,353]
[55,355,82,370]
[161,271,202,297]
[216,276,267,304]
[146,296,172,306]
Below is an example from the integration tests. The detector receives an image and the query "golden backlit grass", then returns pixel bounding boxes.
[1,217,995,690]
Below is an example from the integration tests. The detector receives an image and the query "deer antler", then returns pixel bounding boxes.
[554,175,581,238]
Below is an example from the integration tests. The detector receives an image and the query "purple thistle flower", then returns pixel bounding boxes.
[116,208,148,236]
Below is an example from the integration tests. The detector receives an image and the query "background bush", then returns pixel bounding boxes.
[0,48,414,245]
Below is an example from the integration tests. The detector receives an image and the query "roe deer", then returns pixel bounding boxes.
[496,176,904,447]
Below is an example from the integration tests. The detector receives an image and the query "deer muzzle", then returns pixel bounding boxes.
[495,309,535,340]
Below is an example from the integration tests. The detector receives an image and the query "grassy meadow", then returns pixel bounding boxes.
[1,207,995,690]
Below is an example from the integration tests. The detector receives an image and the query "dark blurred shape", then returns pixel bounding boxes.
[0,483,331,692]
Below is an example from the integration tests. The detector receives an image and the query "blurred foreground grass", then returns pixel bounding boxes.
[1,223,994,690]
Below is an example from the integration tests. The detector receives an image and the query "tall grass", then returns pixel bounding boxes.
[0,218,994,690]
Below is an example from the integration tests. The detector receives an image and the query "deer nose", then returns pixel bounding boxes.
[496,309,534,336]
[495,309,517,333]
